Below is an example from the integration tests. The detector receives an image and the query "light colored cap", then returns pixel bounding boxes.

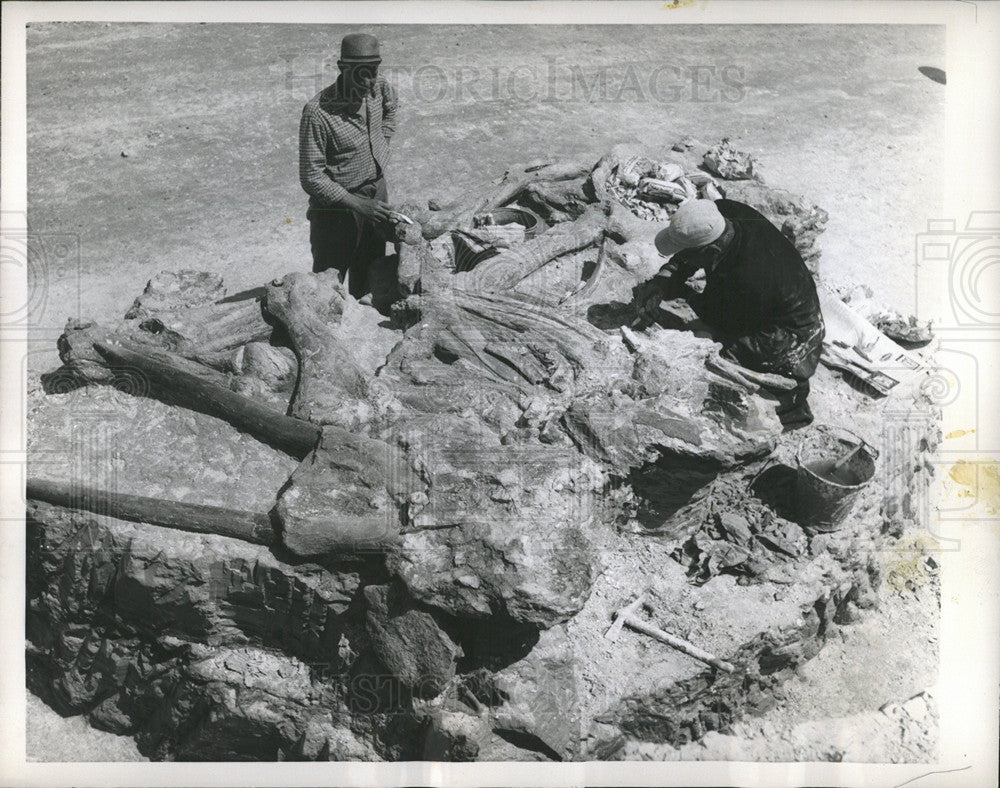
[654,199,726,257]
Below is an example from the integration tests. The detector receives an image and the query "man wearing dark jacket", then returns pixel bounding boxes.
[298,33,398,298]
[642,198,825,429]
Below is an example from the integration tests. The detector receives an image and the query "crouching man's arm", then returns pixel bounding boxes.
[636,250,703,324]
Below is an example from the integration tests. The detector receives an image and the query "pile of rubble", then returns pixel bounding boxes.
[597,137,761,225]
[604,155,718,222]
[25,139,937,761]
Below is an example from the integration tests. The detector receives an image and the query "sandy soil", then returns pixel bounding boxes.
[23,23,945,761]
[628,568,940,762]
[25,23,944,368]
[26,692,147,762]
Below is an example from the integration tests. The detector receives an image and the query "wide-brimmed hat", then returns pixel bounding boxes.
[654,199,725,257]
[340,33,381,63]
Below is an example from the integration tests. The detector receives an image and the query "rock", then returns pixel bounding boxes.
[53,320,121,387]
[233,342,296,386]
[275,426,424,557]
[27,502,361,658]
[518,178,590,224]
[490,626,581,759]
[385,216,423,246]
[263,271,374,428]
[230,342,298,408]
[364,583,462,697]
[420,704,490,761]
[298,716,379,760]
[26,502,375,759]
[602,589,838,746]
[604,240,662,280]
[125,270,227,320]
[28,148,900,764]
[717,512,754,544]
[652,297,702,331]
[703,138,761,181]
[394,234,461,298]
[388,422,611,627]
[396,242,426,296]
[565,392,704,468]
[565,380,779,473]
[167,646,316,759]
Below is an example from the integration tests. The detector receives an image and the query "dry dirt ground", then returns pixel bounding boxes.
[23,23,945,762]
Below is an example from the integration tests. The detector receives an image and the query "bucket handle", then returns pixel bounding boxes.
[859,436,879,461]
[746,456,779,491]
[800,424,879,463]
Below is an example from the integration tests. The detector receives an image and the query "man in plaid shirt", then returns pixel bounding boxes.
[299,33,398,298]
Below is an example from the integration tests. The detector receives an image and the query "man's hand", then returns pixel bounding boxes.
[345,194,395,224]
[634,277,669,326]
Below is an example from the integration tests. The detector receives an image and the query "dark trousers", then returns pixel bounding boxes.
[718,320,825,431]
[773,378,812,428]
[308,178,387,299]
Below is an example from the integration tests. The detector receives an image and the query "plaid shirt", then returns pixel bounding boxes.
[298,75,398,208]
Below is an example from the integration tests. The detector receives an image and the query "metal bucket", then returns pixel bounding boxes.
[481,206,544,239]
[794,425,878,533]
[453,207,545,272]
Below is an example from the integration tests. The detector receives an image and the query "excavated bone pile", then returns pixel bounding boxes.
[25,140,936,762]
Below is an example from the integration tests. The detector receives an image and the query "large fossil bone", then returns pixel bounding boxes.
[26,478,276,546]
[419,159,592,239]
[92,339,322,458]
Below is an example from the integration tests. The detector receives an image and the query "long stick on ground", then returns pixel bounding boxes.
[624,617,737,674]
[93,339,321,459]
[27,477,276,547]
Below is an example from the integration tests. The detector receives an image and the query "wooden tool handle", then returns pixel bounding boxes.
[832,443,864,472]
[624,618,736,673]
